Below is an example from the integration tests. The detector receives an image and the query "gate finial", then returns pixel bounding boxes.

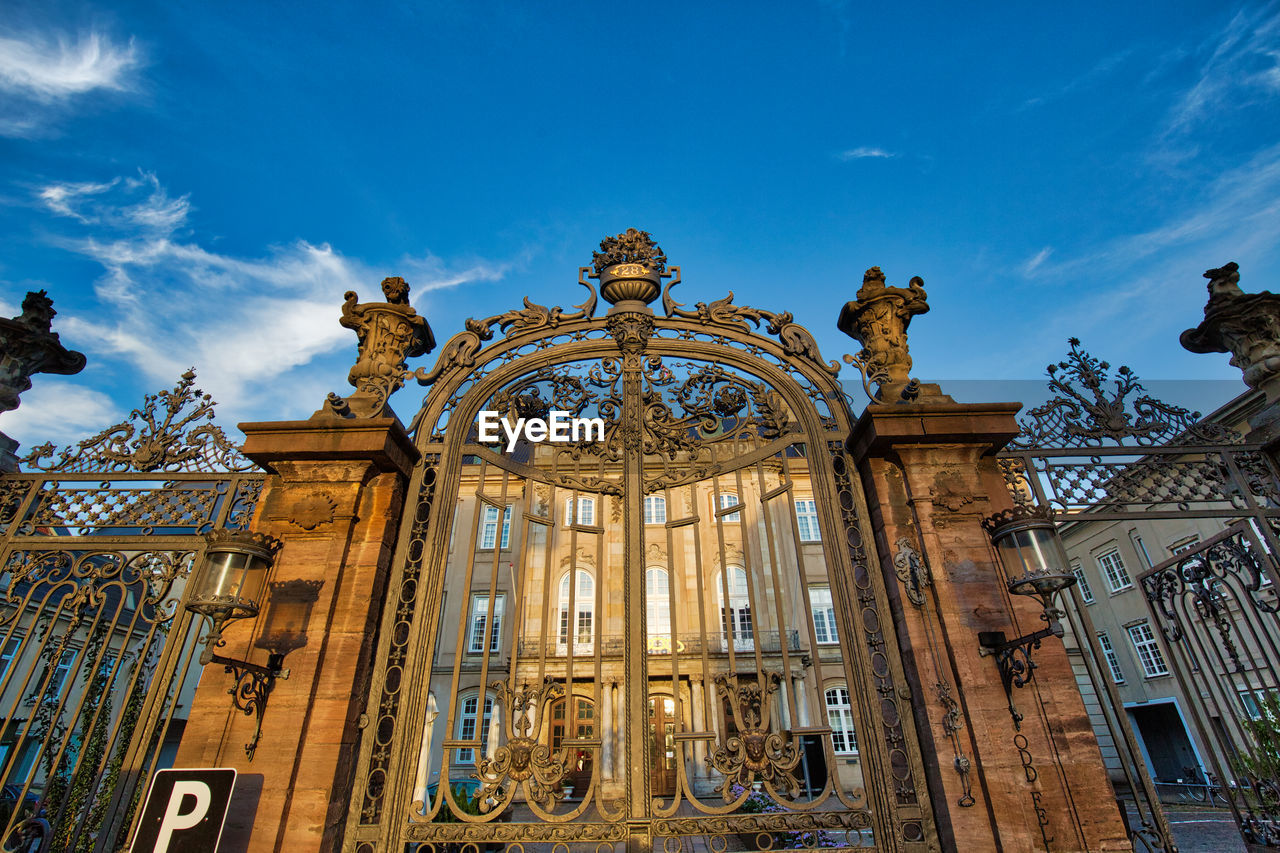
[838,267,929,402]
[592,228,667,312]
[320,276,436,419]
[1181,261,1280,401]
[0,290,86,416]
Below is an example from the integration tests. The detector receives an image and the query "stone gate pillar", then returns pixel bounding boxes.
[175,276,432,852]
[842,269,1129,852]
[174,417,417,852]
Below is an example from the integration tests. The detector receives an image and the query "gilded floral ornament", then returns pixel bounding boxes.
[838,266,929,401]
[21,370,255,473]
[473,678,571,812]
[707,671,801,799]
[591,227,667,275]
[322,276,436,419]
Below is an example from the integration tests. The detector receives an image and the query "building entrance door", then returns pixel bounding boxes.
[551,696,595,796]
[649,695,677,797]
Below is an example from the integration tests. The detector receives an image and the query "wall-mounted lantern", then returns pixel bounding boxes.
[978,506,1077,728]
[185,528,287,759]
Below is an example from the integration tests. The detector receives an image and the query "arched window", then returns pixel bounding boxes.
[564,497,596,526]
[456,693,494,764]
[825,687,858,755]
[716,567,752,650]
[644,495,667,525]
[558,570,594,652]
[646,567,672,652]
[717,492,741,523]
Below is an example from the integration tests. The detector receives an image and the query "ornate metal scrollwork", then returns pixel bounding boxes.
[21,370,255,473]
[474,678,571,811]
[662,283,840,377]
[706,672,801,799]
[892,537,930,607]
[217,651,288,760]
[1141,529,1278,679]
[1009,338,1241,449]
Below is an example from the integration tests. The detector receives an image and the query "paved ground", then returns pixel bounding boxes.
[1125,803,1247,853]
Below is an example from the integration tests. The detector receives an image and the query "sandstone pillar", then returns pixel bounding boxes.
[849,397,1130,852]
[175,417,418,853]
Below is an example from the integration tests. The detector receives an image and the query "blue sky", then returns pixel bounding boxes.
[1,1,1277,449]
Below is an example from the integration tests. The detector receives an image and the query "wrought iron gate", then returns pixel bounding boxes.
[0,372,263,851]
[345,233,938,851]
[997,340,1280,850]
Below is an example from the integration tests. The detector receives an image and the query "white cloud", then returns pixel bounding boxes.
[838,147,896,161]
[0,382,121,449]
[1020,48,1134,110]
[30,173,513,429]
[1003,140,1280,359]
[0,27,142,138]
[1163,6,1280,138]
[38,178,120,222]
[0,30,140,101]
[1021,247,1053,277]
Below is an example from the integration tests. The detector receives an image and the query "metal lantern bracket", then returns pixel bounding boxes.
[208,649,289,760]
[978,629,1056,701]
[186,528,287,760]
[980,506,1077,730]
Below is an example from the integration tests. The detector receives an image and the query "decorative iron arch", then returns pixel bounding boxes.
[345,231,936,852]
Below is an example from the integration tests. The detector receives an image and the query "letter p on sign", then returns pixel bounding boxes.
[131,768,236,852]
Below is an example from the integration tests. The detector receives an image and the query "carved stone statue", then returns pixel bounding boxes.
[0,290,86,415]
[837,267,929,401]
[320,277,436,419]
[1181,262,1280,401]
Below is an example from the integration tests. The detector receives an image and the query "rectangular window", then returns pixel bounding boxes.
[30,650,75,706]
[1132,534,1154,569]
[810,587,838,645]
[0,637,18,681]
[1071,563,1095,604]
[1127,622,1170,678]
[644,495,667,525]
[721,606,753,649]
[468,594,505,654]
[718,492,740,523]
[795,499,820,542]
[564,497,596,526]
[1170,536,1200,556]
[825,687,858,755]
[1097,632,1125,683]
[1097,549,1133,593]
[480,504,512,550]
